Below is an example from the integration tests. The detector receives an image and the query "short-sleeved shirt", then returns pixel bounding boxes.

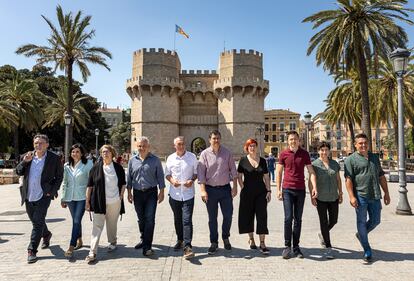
[312,158,340,202]
[344,151,385,200]
[165,151,198,201]
[197,146,238,187]
[278,148,311,190]
[237,156,268,191]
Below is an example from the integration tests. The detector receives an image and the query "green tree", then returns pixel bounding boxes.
[370,57,414,151]
[16,5,112,153]
[0,71,45,159]
[303,0,413,150]
[42,83,92,132]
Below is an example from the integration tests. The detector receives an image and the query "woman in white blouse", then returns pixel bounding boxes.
[61,143,93,257]
[85,145,126,263]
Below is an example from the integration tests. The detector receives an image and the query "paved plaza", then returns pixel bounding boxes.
[0,171,413,281]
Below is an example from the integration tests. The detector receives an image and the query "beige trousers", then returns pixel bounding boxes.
[89,200,121,255]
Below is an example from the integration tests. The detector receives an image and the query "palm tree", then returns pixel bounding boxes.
[0,71,45,159]
[16,5,112,154]
[324,70,362,150]
[370,56,414,152]
[0,100,18,130]
[303,0,413,150]
[43,84,92,132]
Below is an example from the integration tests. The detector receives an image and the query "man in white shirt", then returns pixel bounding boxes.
[165,136,198,259]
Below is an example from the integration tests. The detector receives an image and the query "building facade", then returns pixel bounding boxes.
[97,103,123,133]
[126,48,269,157]
[263,109,301,157]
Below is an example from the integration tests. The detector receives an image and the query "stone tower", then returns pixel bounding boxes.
[214,49,269,155]
[126,48,183,156]
[126,48,269,157]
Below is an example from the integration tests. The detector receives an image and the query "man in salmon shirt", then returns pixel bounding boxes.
[276,130,317,259]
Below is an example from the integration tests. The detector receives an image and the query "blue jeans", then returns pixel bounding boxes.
[355,195,382,251]
[269,169,275,182]
[25,196,51,253]
[206,184,233,244]
[169,197,194,247]
[283,188,306,248]
[133,188,158,251]
[67,200,85,247]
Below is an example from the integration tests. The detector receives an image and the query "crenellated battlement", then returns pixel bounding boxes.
[133,48,177,56]
[181,70,217,75]
[220,49,262,57]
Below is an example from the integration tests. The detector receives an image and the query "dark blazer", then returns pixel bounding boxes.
[87,161,126,215]
[16,151,64,206]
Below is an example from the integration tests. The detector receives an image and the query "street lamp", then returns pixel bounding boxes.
[256,124,265,157]
[64,112,72,163]
[390,47,412,215]
[104,136,108,145]
[304,112,312,151]
[95,128,100,158]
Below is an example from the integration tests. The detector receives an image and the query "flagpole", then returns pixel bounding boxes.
[174,26,176,52]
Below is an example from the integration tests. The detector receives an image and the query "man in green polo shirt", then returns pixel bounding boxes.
[344,133,390,262]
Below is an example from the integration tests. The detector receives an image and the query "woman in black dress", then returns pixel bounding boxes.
[237,138,271,254]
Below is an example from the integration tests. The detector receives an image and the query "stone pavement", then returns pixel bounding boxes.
[0,171,413,281]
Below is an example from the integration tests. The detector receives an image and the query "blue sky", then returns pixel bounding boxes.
[1,0,413,118]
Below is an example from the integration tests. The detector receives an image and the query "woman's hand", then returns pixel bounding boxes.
[61,202,67,208]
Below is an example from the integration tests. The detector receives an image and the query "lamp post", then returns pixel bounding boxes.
[390,47,412,215]
[64,112,72,163]
[256,124,265,156]
[95,128,100,157]
[104,136,108,145]
[304,112,312,151]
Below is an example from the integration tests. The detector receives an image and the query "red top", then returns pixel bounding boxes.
[278,148,311,189]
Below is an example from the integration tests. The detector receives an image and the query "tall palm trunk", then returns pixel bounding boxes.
[348,121,355,152]
[13,125,19,160]
[67,61,74,151]
[355,37,373,150]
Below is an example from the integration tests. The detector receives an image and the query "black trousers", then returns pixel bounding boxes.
[238,186,268,235]
[316,199,339,248]
[25,196,52,253]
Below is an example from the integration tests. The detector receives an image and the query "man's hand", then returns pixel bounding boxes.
[338,194,343,204]
[158,190,164,204]
[311,198,317,206]
[201,190,208,203]
[384,192,391,205]
[350,196,358,208]
[23,151,33,162]
[85,201,91,211]
[61,202,67,208]
[171,178,181,188]
[127,190,133,204]
[277,189,283,201]
[183,180,193,188]
[231,187,238,198]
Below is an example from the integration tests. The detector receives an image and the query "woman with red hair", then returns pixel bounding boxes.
[237,138,271,254]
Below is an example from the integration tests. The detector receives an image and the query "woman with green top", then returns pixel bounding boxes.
[308,142,342,259]
[61,143,93,257]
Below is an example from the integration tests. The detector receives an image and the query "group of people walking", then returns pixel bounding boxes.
[16,130,390,264]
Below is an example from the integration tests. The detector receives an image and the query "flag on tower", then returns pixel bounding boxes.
[175,24,189,38]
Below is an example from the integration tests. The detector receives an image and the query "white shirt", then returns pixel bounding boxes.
[103,162,119,204]
[165,151,198,201]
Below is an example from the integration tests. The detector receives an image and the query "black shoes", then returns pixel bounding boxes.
[282,247,291,259]
[41,232,52,249]
[293,247,304,258]
[27,250,38,264]
[208,243,218,255]
[223,239,232,251]
[173,240,183,251]
[134,240,143,249]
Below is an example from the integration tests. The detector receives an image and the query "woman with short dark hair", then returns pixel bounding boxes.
[61,143,93,257]
[309,141,343,259]
[237,138,271,254]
